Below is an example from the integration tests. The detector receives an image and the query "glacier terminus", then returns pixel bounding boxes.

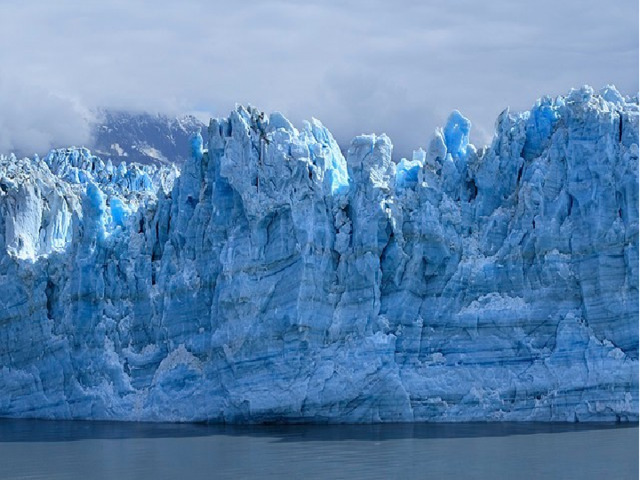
[0,85,637,423]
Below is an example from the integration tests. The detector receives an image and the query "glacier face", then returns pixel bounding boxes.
[0,86,638,423]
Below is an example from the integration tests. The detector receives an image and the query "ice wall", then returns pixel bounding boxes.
[0,86,637,422]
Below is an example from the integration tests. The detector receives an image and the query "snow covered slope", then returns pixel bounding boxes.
[91,110,205,166]
[0,86,637,422]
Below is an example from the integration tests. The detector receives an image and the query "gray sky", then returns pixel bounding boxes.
[0,0,638,158]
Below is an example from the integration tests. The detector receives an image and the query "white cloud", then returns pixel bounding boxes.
[0,76,93,155]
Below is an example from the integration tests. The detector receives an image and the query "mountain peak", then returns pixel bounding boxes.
[90,109,205,166]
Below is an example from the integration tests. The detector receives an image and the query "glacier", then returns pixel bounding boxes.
[0,85,637,423]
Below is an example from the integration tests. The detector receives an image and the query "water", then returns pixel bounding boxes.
[0,420,637,479]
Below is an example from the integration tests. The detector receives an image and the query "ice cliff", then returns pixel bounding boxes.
[0,86,638,422]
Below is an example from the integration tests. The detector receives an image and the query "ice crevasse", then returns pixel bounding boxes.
[0,85,638,423]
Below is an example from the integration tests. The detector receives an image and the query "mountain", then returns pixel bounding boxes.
[0,85,637,422]
[91,110,205,166]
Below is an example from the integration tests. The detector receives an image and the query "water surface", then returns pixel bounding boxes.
[0,420,637,479]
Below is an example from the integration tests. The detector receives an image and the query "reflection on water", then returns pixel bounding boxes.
[0,418,635,442]
[0,419,637,480]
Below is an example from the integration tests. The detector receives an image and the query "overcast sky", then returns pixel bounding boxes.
[0,0,638,158]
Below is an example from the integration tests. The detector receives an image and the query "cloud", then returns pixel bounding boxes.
[0,77,93,155]
[0,0,637,157]
[299,71,441,159]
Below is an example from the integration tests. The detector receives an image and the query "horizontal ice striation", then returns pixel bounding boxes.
[0,87,638,423]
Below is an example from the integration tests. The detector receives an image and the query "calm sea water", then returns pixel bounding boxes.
[0,420,637,479]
